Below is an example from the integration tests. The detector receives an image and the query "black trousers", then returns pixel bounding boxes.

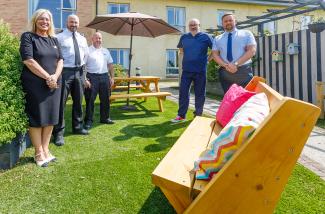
[219,64,253,93]
[84,73,111,123]
[53,66,85,137]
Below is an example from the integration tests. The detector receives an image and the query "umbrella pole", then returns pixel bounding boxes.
[122,19,136,110]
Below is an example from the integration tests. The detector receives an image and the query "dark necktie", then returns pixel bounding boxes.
[227,33,233,62]
[72,32,81,66]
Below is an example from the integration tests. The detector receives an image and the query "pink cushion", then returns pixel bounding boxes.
[216,84,256,127]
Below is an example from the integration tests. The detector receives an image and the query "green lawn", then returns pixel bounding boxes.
[0,98,324,213]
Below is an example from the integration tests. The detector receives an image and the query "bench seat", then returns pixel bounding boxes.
[152,77,320,214]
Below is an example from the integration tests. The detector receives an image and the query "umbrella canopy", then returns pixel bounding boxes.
[86,12,180,37]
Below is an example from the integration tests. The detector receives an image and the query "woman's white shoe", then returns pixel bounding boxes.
[46,152,57,163]
[34,153,48,167]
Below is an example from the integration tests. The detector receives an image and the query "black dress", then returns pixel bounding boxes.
[20,32,63,127]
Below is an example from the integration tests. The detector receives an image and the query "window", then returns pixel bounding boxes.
[217,10,234,28]
[107,3,129,14]
[300,16,312,30]
[166,49,179,76]
[167,7,185,33]
[263,20,276,35]
[109,49,130,70]
[28,0,76,29]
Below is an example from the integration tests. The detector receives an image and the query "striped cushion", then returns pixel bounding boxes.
[194,93,270,180]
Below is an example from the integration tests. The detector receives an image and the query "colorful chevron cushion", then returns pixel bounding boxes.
[216,84,256,127]
[194,93,270,180]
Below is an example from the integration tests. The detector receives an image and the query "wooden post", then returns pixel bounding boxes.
[315,81,325,119]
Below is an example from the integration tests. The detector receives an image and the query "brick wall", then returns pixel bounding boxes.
[76,0,96,43]
[0,0,96,42]
[0,0,28,35]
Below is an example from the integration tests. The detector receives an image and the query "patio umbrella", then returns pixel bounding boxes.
[86,12,180,109]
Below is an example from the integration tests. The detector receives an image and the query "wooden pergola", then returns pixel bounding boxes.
[207,0,325,35]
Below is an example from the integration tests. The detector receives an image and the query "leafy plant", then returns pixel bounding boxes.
[113,64,127,78]
[0,20,28,145]
[207,49,220,82]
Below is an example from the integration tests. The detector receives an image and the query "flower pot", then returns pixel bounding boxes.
[308,23,325,33]
[0,133,30,170]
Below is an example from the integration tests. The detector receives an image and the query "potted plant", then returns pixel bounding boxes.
[206,54,223,96]
[308,17,325,33]
[0,20,29,170]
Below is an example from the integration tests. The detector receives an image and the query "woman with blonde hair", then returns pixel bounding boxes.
[20,9,63,167]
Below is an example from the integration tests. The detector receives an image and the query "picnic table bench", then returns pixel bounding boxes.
[110,76,171,112]
[152,76,320,214]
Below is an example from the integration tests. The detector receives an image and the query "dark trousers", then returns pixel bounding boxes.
[53,67,85,137]
[219,64,253,93]
[178,71,206,118]
[84,73,111,123]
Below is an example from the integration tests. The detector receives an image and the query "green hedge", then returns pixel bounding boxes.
[0,20,28,145]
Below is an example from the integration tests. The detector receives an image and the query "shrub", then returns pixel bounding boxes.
[0,20,28,145]
[207,49,220,82]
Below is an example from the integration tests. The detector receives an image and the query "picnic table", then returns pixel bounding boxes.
[110,76,171,112]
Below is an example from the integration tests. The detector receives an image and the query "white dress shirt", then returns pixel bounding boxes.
[56,29,89,68]
[85,46,113,74]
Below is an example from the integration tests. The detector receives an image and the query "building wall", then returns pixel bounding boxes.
[0,0,324,79]
[98,0,324,78]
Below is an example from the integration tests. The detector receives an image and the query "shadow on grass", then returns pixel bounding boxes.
[16,157,34,167]
[138,187,176,214]
[113,120,191,152]
[110,100,160,120]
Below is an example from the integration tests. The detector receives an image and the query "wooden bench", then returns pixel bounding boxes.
[110,92,171,112]
[316,81,325,119]
[152,77,320,214]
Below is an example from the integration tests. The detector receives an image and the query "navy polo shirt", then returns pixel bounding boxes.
[177,32,212,73]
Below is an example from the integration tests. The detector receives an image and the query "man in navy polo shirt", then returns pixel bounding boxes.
[171,18,213,123]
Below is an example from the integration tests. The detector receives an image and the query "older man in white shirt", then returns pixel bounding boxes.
[84,32,115,130]
[53,14,89,146]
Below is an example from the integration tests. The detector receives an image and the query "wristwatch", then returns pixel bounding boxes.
[234,61,239,67]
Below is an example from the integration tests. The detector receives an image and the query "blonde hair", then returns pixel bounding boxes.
[29,9,55,36]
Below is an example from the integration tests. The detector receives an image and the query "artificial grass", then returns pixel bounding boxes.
[317,118,325,129]
[0,98,324,213]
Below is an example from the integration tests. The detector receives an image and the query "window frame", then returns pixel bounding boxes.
[166,49,179,77]
[166,6,186,33]
[108,48,130,70]
[216,9,235,28]
[107,3,130,14]
[28,0,77,29]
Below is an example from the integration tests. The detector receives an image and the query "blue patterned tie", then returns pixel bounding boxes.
[227,33,233,62]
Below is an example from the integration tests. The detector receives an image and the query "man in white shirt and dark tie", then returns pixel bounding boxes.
[53,14,89,146]
[84,32,115,130]
[212,14,256,93]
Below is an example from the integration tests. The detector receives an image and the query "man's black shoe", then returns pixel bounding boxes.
[73,128,89,135]
[53,135,64,146]
[100,119,115,124]
[84,121,92,130]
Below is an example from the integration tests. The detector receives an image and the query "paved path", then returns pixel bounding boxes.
[158,81,325,180]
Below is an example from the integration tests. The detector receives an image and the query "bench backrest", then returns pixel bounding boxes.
[185,77,320,214]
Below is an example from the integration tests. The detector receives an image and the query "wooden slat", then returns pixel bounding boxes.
[110,92,171,100]
[113,85,144,90]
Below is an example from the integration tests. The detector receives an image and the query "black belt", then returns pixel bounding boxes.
[64,66,83,71]
[87,73,108,76]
